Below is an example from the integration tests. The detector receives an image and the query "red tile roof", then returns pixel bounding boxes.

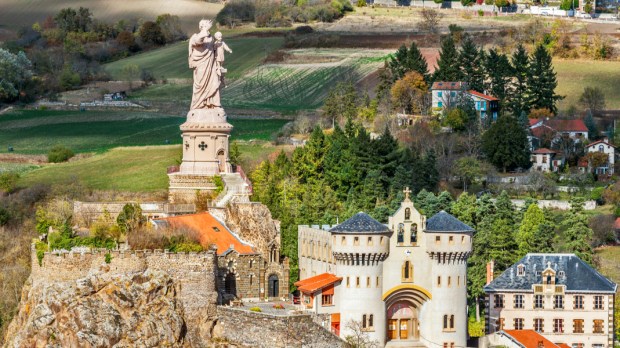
[294,273,342,294]
[529,118,542,127]
[431,81,466,90]
[467,90,499,101]
[545,119,588,132]
[587,139,616,148]
[156,212,256,255]
[530,125,556,139]
[502,330,560,348]
[532,148,556,154]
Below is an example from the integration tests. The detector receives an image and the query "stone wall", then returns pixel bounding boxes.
[214,307,349,348]
[28,247,219,346]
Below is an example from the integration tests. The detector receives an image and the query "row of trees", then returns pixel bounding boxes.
[385,36,563,116]
[1,8,186,100]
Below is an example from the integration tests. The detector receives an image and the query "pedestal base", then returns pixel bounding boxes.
[168,173,218,204]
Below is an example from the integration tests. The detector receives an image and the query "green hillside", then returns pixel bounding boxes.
[0,110,288,154]
[555,59,620,110]
[104,37,285,80]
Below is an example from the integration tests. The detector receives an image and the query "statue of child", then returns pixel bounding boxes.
[214,31,233,87]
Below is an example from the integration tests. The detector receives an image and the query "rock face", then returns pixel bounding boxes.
[4,270,188,348]
[224,203,280,257]
[3,249,219,348]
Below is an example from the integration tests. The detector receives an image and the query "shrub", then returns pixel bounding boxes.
[0,172,20,193]
[47,145,74,163]
[104,252,112,264]
[272,303,285,309]
[249,306,262,312]
[294,25,314,35]
[216,0,256,27]
[357,0,367,6]
[478,9,484,16]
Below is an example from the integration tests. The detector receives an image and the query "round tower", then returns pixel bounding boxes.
[423,211,473,348]
[330,212,391,344]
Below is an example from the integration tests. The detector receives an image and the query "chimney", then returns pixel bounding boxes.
[537,341,544,348]
[486,261,495,285]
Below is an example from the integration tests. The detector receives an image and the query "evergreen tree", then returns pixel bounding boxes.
[451,192,478,227]
[322,82,358,127]
[433,36,462,82]
[527,45,563,114]
[516,203,546,258]
[510,44,530,116]
[481,115,531,172]
[561,197,594,265]
[584,110,599,139]
[436,191,453,213]
[388,42,430,82]
[484,49,513,103]
[459,37,484,92]
[419,151,439,192]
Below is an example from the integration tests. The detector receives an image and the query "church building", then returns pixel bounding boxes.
[297,189,473,347]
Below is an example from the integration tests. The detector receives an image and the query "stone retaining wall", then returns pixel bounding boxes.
[215,307,349,348]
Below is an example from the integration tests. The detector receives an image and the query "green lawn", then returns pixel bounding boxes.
[18,143,279,192]
[0,110,288,154]
[596,245,620,283]
[19,146,179,192]
[104,37,285,81]
[555,59,620,110]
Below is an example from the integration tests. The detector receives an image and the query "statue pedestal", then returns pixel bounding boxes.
[168,108,233,204]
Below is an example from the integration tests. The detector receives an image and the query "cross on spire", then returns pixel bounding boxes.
[403,187,411,201]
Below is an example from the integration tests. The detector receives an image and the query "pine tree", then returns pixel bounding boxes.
[516,203,546,258]
[433,36,462,82]
[527,45,563,114]
[481,115,531,172]
[451,192,478,227]
[459,37,484,92]
[561,197,594,265]
[388,42,430,82]
[584,110,599,139]
[510,44,530,116]
[484,49,513,103]
[419,151,439,192]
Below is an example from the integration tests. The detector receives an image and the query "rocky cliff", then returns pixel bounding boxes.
[2,249,219,348]
[224,203,280,258]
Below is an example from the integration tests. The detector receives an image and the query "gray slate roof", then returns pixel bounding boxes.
[425,211,474,233]
[329,212,390,234]
[484,253,617,293]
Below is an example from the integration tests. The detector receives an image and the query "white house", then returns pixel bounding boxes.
[585,139,616,175]
[531,148,564,173]
[431,81,468,110]
[297,189,473,347]
[484,254,617,348]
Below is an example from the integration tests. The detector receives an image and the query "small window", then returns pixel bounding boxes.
[447,276,452,287]
[461,236,465,244]
[376,276,380,287]
[356,277,360,288]
[368,314,374,329]
[534,318,544,332]
[367,277,371,288]
[438,101,443,108]
[553,319,564,333]
[438,91,443,98]
[354,237,359,246]
[573,319,584,333]
[574,295,584,309]
[514,294,524,309]
[593,319,604,333]
[514,318,524,330]
[437,276,441,287]
[435,236,441,244]
[367,237,373,246]
[448,236,454,245]
[534,295,544,309]
[554,295,564,309]
[397,223,404,245]
[594,296,604,310]
[380,236,385,245]
[494,294,504,308]
[346,277,350,287]
[517,264,525,276]
[341,236,346,245]
[410,224,418,244]
[322,294,333,306]
[405,208,411,220]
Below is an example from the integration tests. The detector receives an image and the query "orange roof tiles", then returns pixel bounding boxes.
[295,273,342,294]
[558,344,571,348]
[502,330,559,348]
[157,212,256,255]
[431,81,467,90]
[467,90,499,101]
[532,148,556,154]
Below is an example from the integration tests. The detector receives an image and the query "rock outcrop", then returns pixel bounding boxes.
[3,249,219,348]
[4,270,188,348]
[224,203,280,257]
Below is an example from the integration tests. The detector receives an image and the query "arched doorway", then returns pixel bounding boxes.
[217,149,226,173]
[387,301,419,341]
[225,272,237,297]
[268,274,279,298]
[383,285,431,343]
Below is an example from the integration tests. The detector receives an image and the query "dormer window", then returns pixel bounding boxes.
[558,271,565,278]
[517,264,525,276]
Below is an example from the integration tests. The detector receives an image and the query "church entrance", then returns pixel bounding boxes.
[225,273,237,296]
[217,149,226,173]
[386,301,419,342]
[268,274,279,298]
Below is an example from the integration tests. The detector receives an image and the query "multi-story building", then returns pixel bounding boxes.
[585,139,616,175]
[531,148,565,173]
[430,81,500,122]
[297,189,473,347]
[484,253,617,348]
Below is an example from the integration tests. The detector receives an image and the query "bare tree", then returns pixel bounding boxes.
[418,9,442,34]
[344,320,379,348]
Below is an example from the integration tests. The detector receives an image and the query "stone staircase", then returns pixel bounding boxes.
[214,172,251,208]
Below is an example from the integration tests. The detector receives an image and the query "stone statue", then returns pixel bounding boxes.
[188,19,221,110]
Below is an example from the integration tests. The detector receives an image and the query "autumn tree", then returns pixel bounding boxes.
[390,71,429,115]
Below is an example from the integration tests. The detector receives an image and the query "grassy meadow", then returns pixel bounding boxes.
[17,143,281,192]
[104,37,286,81]
[554,59,620,110]
[0,0,221,36]
[0,109,289,154]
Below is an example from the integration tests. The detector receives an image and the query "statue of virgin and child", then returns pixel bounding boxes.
[188,19,233,110]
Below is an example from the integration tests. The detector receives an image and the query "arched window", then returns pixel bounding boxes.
[362,314,367,329]
[369,314,374,328]
[405,208,411,220]
[599,145,604,152]
[402,261,413,282]
[443,315,448,329]
[450,315,455,329]
[410,224,418,244]
[397,223,404,244]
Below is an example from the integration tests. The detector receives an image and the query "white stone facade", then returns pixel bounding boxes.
[585,140,616,175]
[297,196,473,347]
